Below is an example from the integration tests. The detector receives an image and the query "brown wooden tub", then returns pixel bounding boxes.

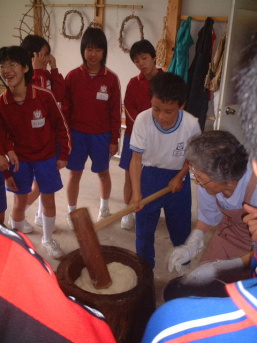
[57,245,156,343]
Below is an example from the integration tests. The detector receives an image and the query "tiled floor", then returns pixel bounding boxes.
[5,156,201,307]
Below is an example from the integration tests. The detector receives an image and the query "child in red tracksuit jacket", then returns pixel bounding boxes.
[20,34,65,102]
[20,34,66,230]
[62,27,121,224]
[0,225,116,342]
[0,45,71,259]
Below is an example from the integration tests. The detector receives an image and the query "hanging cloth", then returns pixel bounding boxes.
[185,17,214,131]
[167,17,194,83]
[204,32,227,92]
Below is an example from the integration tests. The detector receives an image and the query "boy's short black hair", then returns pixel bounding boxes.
[130,39,156,62]
[20,34,51,59]
[0,46,33,85]
[80,27,107,66]
[150,72,187,107]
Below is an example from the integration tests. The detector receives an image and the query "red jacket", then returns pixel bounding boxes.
[0,84,71,162]
[124,69,163,136]
[33,68,66,102]
[62,65,121,145]
[0,226,116,342]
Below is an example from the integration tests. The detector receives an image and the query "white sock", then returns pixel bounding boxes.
[37,196,43,217]
[100,198,109,209]
[10,219,25,229]
[42,215,55,242]
[68,205,77,213]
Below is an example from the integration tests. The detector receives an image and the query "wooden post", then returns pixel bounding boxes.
[164,0,182,70]
[94,0,105,27]
[33,0,43,36]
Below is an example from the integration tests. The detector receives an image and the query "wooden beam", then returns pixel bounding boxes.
[94,0,105,27]
[181,15,228,22]
[33,0,43,36]
[25,3,143,9]
[164,0,182,71]
[26,0,143,32]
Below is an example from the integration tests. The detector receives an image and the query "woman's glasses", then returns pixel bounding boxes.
[189,164,213,188]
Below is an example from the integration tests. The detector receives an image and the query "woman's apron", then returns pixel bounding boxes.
[201,173,257,262]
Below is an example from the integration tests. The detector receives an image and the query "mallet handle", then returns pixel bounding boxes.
[94,185,171,231]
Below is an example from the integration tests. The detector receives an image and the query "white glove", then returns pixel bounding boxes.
[168,229,204,273]
[181,258,244,286]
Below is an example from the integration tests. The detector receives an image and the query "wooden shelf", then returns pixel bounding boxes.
[180,15,228,22]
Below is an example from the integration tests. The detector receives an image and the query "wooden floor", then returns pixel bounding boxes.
[5,156,201,307]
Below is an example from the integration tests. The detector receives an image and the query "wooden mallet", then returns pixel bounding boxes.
[70,185,172,289]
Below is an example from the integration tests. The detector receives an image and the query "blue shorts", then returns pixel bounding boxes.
[67,130,111,173]
[119,134,132,171]
[0,172,7,213]
[7,156,63,195]
[32,142,60,181]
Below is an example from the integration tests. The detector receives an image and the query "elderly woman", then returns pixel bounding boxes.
[142,34,257,343]
[168,130,257,284]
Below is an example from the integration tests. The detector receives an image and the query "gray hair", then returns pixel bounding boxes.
[235,33,257,163]
[186,130,248,182]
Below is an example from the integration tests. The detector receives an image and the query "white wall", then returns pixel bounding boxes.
[0,0,231,100]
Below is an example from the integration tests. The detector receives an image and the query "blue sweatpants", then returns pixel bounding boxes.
[136,166,192,268]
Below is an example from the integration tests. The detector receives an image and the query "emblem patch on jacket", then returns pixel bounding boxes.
[96,85,109,101]
[31,109,45,128]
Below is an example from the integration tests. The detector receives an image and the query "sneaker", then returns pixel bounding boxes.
[121,213,134,230]
[42,239,63,259]
[67,213,74,230]
[97,207,110,222]
[8,214,34,234]
[34,212,43,227]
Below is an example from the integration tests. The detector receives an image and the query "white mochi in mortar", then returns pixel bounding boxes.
[75,262,138,294]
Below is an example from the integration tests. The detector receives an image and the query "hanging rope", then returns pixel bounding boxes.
[156,16,168,68]
[118,14,144,53]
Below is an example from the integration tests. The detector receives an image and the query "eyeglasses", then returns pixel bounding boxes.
[0,62,18,71]
[189,163,213,188]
